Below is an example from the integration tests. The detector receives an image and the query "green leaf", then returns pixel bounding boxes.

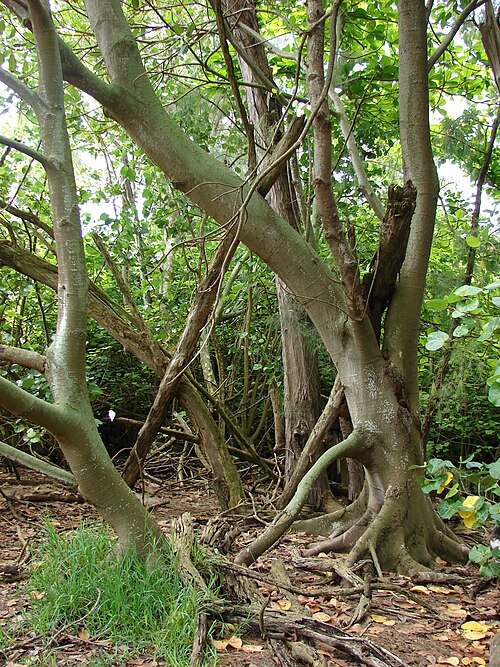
[455,298,480,313]
[426,298,449,311]
[487,380,500,407]
[478,317,500,342]
[452,324,469,337]
[468,544,488,563]
[492,297,500,307]
[454,285,482,297]
[465,235,480,248]
[425,331,449,350]
[488,460,500,480]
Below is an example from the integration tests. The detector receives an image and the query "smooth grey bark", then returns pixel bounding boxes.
[0,439,76,486]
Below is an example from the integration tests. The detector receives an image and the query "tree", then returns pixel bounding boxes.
[0,0,498,572]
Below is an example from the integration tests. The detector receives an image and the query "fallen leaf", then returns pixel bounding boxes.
[471,658,486,665]
[433,633,454,642]
[369,613,397,625]
[30,591,45,600]
[77,627,90,640]
[410,585,431,595]
[435,556,448,565]
[297,595,313,605]
[277,598,291,611]
[437,657,459,665]
[463,631,489,641]
[428,585,455,594]
[241,644,264,653]
[461,621,492,633]
[227,636,243,649]
[213,639,228,651]
[349,623,365,634]
[446,603,467,618]
[312,611,332,622]
[471,641,487,651]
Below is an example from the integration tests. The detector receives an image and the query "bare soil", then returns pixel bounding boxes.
[0,466,498,667]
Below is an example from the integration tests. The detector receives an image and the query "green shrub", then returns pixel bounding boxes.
[415,456,500,575]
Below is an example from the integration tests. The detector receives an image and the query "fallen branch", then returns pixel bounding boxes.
[207,602,409,667]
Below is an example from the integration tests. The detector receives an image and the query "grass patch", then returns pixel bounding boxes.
[21,518,216,666]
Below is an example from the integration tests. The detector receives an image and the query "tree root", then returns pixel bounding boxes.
[300,483,467,575]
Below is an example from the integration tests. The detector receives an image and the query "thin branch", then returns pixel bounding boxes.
[0,440,76,486]
[0,134,51,168]
[0,200,54,238]
[0,64,40,110]
[211,0,257,172]
[428,0,486,70]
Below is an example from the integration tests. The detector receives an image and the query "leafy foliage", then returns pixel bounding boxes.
[416,457,500,575]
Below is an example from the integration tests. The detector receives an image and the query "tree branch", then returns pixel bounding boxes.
[235,428,365,566]
[0,64,40,110]
[0,344,46,372]
[0,200,54,238]
[0,134,50,167]
[0,440,76,486]
[428,0,486,71]
[0,375,60,433]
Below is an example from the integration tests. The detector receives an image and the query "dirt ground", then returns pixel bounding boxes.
[0,465,498,667]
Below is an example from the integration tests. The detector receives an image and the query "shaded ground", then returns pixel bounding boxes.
[0,465,498,667]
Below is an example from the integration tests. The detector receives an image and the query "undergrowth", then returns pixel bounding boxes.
[18,519,217,666]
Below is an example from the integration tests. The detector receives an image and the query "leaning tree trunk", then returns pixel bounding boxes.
[0,0,163,557]
[235,0,467,573]
[220,0,331,508]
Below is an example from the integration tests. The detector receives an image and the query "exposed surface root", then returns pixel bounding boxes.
[297,484,467,575]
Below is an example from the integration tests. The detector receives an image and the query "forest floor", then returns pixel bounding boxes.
[0,465,498,667]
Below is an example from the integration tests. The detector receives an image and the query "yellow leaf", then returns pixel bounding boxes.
[463,631,488,641]
[409,585,431,595]
[370,614,396,624]
[461,659,472,665]
[227,636,243,649]
[213,639,228,651]
[77,627,90,640]
[471,658,486,665]
[461,621,492,633]
[462,495,480,509]
[437,471,454,494]
[312,612,332,622]
[458,510,477,528]
[428,585,454,594]
[277,598,292,611]
[435,556,448,565]
[437,658,459,665]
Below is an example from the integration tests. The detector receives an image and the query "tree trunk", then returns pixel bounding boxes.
[220,0,330,508]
